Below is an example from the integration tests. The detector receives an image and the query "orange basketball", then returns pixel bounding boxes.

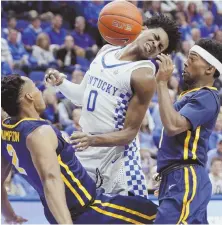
[98,1,143,46]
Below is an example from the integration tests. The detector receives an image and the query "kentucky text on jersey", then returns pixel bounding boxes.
[88,75,119,96]
[1,130,20,142]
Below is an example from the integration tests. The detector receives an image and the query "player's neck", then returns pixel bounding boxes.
[18,108,41,120]
[187,80,214,90]
[118,44,140,62]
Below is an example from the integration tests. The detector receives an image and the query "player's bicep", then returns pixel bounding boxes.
[124,67,156,130]
[26,125,60,182]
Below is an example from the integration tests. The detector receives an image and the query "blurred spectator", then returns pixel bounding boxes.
[213,30,222,43]
[56,35,77,71]
[83,1,105,27]
[176,12,192,41]
[32,33,56,69]
[45,14,66,46]
[139,111,157,155]
[191,28,201,43]
[187,2,204,27]
[140,149,157,190]
[64,108,82,135]
[209,158,222,194]
[2,16,21,43]
[58,98,76,129]
[71,69,84,84]
[209,114,222,150]
[22,14,42,51]
[41,87,58,124]
[200,11,219,38]
[5,170,37,197]
[1,38,13,74]
[152,89,176,148]
[71,16,98,59]
[7,29,29,73]
[207,137,222,171]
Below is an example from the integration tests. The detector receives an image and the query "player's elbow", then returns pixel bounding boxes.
[122,128,138,144]
[164,126,179,136]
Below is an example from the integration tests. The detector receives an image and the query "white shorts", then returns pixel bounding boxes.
[75,144,148,198]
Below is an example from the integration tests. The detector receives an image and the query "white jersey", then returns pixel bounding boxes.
[77,46,155,197]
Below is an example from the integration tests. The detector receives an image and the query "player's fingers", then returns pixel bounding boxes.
[75,142,88,150]
[156,55,166,68]
[70,132,87,140]
[70,138,82,144]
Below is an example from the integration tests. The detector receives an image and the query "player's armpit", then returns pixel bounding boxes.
[26,125,73,224]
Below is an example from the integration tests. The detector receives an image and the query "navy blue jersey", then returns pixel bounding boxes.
[1,118,96,222]
[157,87,220,172]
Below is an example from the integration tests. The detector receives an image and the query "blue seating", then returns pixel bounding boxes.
[29,71,45,82]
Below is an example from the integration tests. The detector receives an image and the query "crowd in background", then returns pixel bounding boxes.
[1,0,222,198]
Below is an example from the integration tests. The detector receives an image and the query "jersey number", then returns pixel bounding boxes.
[87,90,98,112]
[6,144,27,175]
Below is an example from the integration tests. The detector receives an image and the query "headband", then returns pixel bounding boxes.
[189,45,222,75]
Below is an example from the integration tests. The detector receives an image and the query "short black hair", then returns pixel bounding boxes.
[1,75,25,117]
[144,14,181,54]
[196,38,222,79]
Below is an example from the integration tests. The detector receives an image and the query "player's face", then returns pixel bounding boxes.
[136,27,169,59]
[21,77,46,113]
[183,51,210,86]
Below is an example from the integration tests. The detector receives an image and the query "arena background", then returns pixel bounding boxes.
[1,0,222,224]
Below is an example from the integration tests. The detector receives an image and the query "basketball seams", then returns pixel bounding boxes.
[98,20,139,36]
[100,14,142,27]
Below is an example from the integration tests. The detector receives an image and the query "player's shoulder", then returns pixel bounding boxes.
[97,44,114,56]
[26,124,56,144]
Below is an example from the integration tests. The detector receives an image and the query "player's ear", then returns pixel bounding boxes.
[25,93,34,101]
[205,65,216,76]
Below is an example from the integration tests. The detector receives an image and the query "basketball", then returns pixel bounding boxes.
[98,1,143,46]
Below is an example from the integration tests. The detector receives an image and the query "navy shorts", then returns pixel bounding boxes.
[154,165,212,224]
[75,190,157,224]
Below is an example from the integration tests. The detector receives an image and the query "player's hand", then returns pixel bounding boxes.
[45,68,67,86]
[4,214,28,224]
[155,53,175,83]
[70,132,92,151]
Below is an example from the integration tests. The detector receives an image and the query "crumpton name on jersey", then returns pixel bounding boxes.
[88,75,119,96]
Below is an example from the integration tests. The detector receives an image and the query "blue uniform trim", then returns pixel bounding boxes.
[101,48,134,68]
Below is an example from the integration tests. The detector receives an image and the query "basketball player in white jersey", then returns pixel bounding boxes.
[45,14,181,198]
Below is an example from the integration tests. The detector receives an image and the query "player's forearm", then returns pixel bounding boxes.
[57,79,84,106]
[43,177,73,224]
[1,185,16,220]
[156,82,183,135]
[89,128,136,147]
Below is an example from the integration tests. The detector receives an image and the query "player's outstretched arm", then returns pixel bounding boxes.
[155,54,191,136]
[26,125,73,224]
[1,156,28,224]
[71,67,156,148]
[45,68,88,106]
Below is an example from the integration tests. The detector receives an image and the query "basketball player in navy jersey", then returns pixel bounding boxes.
[154,39,222,224]
[1,75,157,224]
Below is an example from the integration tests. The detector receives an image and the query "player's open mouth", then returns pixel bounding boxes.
[146,43,152,53]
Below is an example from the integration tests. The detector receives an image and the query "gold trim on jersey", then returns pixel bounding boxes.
[177,166,197,224]
[93,200,156,221]
[191,126,201,160]
[178,86,217,100]
[58,155,92,201]
[90,205,143,224]
[184,131,191,160]
[177,167,189,224]
[2,117,44,129]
